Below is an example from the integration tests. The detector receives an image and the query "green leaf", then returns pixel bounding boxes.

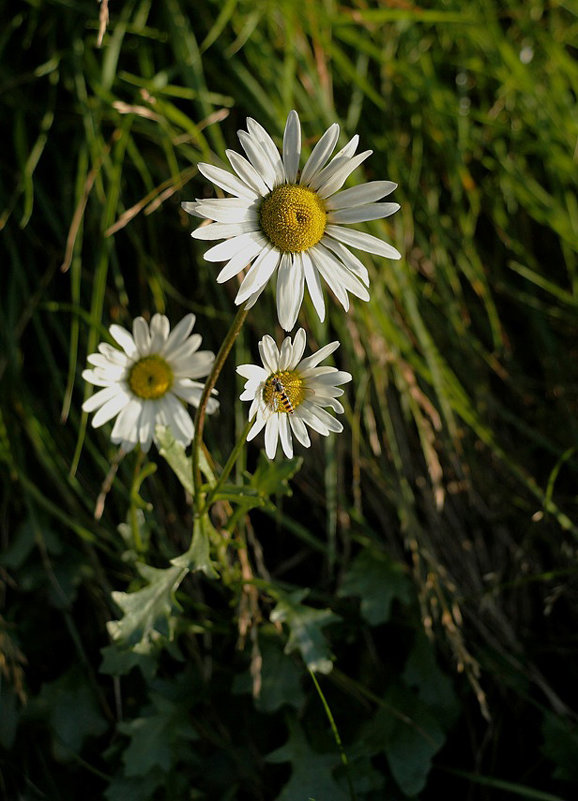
[156,425,216,494]
[107,563,187,649]
[541,710,578,783]
[233,632,306,713]
[270,589,339,674]
[155,425,194,494]
[99,643,158,682]
[117,680,198,778]
[267,717,348,801]
[104,774,164,801]
[250,452,303,500]
[402,631,460,731]
[210,484,267,506]
[170,514,219,578]
[361,684,445,797]
[338,549,412,626]
[35,667,108,760]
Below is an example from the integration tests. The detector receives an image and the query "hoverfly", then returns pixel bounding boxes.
[270,376,295,414]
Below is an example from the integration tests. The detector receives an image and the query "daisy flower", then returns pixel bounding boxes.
[183,110,401,331]
[82,314,218,453]
[237,328,352,459]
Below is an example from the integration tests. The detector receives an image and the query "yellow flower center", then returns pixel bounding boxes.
[259,184,326,253]
[263,371,306,414]
[128,355,173,400]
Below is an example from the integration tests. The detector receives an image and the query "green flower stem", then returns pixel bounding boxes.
[192,305,249,507]
[202,415,254,513]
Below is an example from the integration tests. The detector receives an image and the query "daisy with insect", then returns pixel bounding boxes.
[82,314,218,453]
[184,110,401,331]
[237,328,352,459]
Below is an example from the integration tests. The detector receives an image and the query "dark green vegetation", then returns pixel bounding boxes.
[1,0,578,799]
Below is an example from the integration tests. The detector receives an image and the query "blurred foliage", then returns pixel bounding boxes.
[1,0,578,799]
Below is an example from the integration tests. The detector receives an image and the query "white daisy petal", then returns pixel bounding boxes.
[194,201,258,225]
[198,162,258,200]
[289,328,307,369]
[313,242,370,302]
[322,238,370,286]
[226,149,270,196]
[264,415,280,459]
[181,201,203,218]
[162,314,197,357]
[110,400,143,444]
[308,135,359,191]
[97,343,129,364]
[325,180,398,210]
[164,335,203,364]
[243,282,268,311]
[238,130,277,190]
[192,221,258,241]
[283,110,301,184]
[289,414,311,447]
[258,335,280,374]
[109,325,138,358]
[137,402,156,452]
[316,150,372,198]
[300,123,340,186]
[297,341,340,371]
[325,224,402,259]
[82,369,118,387]
[216,236,268,284]
[149,315,170,352]
[174,351,214,379]
[278,415,293,458]
[276,252,304,332]
[247,414,267,442]
[301,250,326,323]
[132,318,151,355]
[235,247,281,305]
[236,364,268,381]
[308,246,350,310]
[91,390,131,428]
[328,202,400,224]
[158,395,195,446]
[86,352,124,370]
[203,232,263,263]
[300,403,344,435]
[245,118,286,185]
[248,393,262,420]
[82,384,123,413]
[278,323,295,371]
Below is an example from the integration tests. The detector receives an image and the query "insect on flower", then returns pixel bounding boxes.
[270,376,295,414]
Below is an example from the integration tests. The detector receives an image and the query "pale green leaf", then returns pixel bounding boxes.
[107,563,187,649]
[270,589,339,674]
[170,514,218,578]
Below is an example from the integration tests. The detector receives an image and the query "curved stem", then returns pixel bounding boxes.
[192,306,249,506]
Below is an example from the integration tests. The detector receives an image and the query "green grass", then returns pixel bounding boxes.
[1,1,578,799]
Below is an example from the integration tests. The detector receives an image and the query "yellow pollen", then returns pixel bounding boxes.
[259,184,326,253]
[128,355,173,400]
[263,371,306,414]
